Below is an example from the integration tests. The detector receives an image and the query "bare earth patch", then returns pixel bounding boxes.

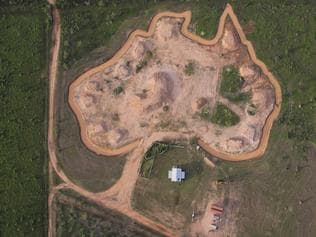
[68,5,281,161]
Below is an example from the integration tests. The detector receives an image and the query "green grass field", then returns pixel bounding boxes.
[56,132,127,192]
[133,143,219,230]
[0,4,50,236]
[55,0,316,235]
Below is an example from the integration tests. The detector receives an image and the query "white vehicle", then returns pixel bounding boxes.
[210,224,218,231]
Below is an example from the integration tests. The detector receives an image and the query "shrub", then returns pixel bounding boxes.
[199,104,240,126]
[184,61,195,76]
[220,65,243,93]
[211,103,240,127]
[136,50,153,73]
[199,106,212,121]
[113,85,123,96]
[220,65,251,103]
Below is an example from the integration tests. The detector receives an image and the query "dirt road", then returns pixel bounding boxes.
[47,2,282,237]
[48,183,69,237]
[46,2,176,237]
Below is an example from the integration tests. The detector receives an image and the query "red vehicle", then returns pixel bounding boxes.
[211,204,224,213]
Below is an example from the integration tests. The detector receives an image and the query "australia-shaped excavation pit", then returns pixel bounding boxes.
[69,5,281,161]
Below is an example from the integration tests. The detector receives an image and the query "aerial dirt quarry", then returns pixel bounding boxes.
[69,5,281,160]
[48,3,282,237]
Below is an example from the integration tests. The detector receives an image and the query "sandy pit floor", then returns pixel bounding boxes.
[69,7,281,160]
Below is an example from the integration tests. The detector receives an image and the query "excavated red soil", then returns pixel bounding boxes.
[68,6,281,160]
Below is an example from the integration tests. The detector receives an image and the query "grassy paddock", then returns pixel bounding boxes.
[217,127,316,237]
[133,143,219,230]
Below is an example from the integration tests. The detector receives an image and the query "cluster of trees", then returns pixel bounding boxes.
[55,192,164,237]
[0,6,49,236]
[211,103,240,127]
[59,0,152,69]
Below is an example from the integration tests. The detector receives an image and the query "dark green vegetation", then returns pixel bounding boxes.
[211,103,240,126]
[220,65,251,102]
[199,103,240,126]
[56,0,315,236]
[144,142,170,160]
[221,66,242,93]
[199,106,212,121]
[57,1,161,69]
[184,61,195,76]
[190,0,224,38]
[0,5,50,237]
[55,190,164,237]
[133,143,218,229]
[0,0,44,8]
[113,85,124,96]
[140,142,178,178]
[136,50,153,73]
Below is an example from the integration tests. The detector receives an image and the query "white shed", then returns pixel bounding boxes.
[168,166,185,182]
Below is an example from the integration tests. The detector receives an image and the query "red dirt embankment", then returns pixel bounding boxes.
[47,3,176,237]
[68,4,282,161]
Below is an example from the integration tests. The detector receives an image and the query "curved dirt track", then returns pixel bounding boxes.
[47,3,176,237]
[48,3,282,237]
[68,4,282,161]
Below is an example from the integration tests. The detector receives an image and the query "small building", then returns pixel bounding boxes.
[168,166,185,182]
